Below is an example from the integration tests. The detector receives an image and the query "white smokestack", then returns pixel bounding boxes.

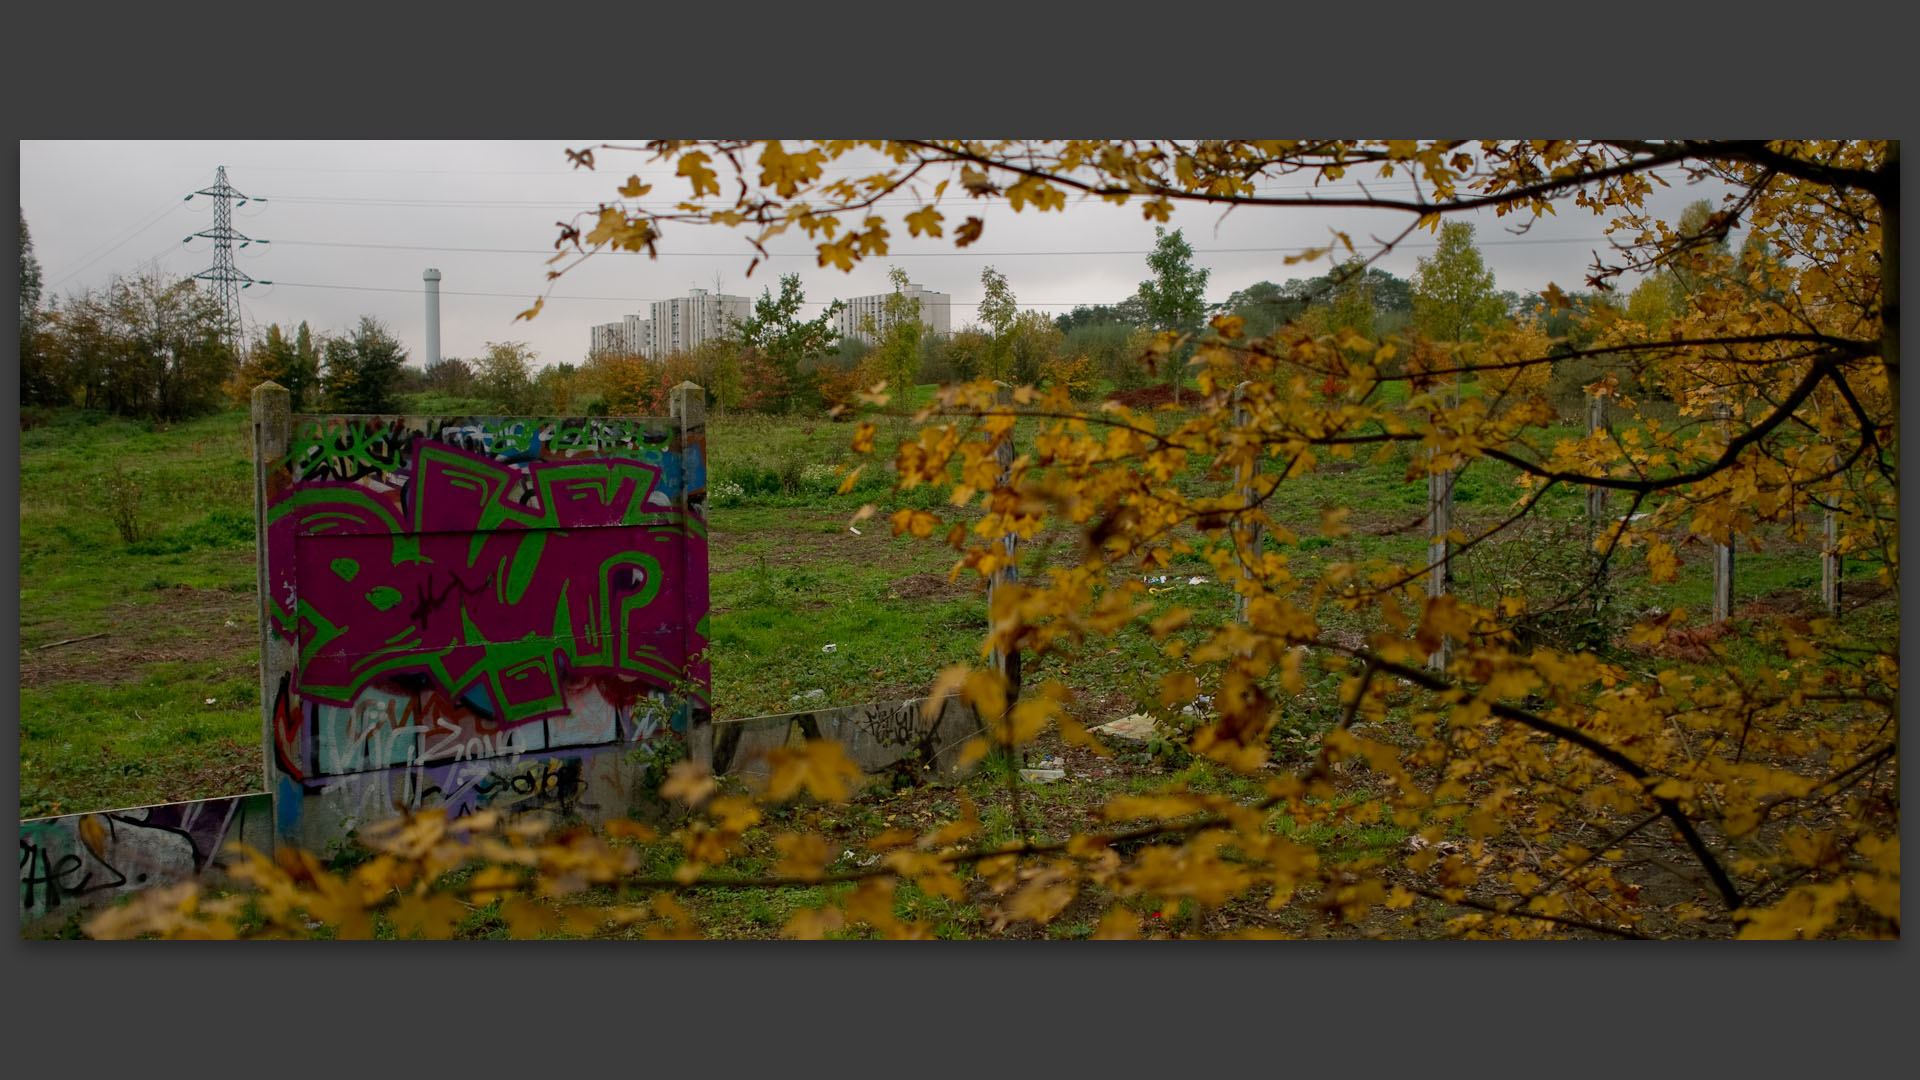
[423,268,442,368]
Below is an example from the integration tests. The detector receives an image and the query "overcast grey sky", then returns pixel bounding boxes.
[19,140,1728,369]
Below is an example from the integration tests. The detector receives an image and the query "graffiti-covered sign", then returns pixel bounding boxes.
[255,390,710,852]
[20,793,272,928]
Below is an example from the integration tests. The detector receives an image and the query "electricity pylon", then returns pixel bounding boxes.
[184,166,270,355]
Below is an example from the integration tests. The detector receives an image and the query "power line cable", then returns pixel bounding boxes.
[47,200,191,290]
[266,234,1611,258]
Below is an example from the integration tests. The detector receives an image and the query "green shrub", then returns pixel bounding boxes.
[96,459,150,544]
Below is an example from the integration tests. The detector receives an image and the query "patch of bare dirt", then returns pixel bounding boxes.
[886,572,974,602]
[1102,384,1176,410]
[20,585,257,689]
[711,514,942,574]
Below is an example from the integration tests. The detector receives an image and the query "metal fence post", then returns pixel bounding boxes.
[989,381,1021,702]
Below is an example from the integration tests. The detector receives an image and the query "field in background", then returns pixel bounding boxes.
[17,391,1890,936]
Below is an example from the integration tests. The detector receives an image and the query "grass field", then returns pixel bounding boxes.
[17,391,1893,938]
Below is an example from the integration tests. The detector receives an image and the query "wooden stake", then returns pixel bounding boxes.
[1232,381,1261,627]
[1586,390,1609,614]
[1822,508,1842,617]
[1712,401,1735,623]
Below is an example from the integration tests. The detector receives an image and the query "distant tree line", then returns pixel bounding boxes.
[20,204,1741,423]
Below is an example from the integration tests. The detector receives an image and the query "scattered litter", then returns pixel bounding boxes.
[849,527,862,535]
[1019,768,1066,783]
[1089,713,1161,742]
[1188,576,1207,585]
[821,644,837,653]
[789,689,827,705]
[204,698,217,706]
[223,619,238,628]
[1405,835,1462,856]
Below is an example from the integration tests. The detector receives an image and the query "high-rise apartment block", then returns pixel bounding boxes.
[591,291,747,359]
[647,288,751,357]
[623,314,653,357]
[834,282,951,344]
[590,322,632,355]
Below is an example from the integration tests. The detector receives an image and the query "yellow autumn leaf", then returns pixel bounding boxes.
[781,906,846,940]
[676,151,721,198]
[764,739,867,803]
[1150,607,1194,638]
[660,761,718,807]
[773,832,834,881]
[904,205,944,237]
[1092,906,1142,940]
[1646,540,1680,584]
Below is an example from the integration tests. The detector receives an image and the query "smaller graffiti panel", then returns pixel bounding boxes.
[709,696,984,783]
[707,715,809,788]
[20,793,272,925]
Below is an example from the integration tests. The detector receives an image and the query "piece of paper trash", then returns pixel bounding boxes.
[849,527,862,535]
[1089,713,1160,741]
[204,698,217,705]
[822,643,837,653]
[1188,576,1207,585]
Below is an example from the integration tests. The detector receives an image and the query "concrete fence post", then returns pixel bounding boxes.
[251,381,293,845]
[670,381,712,761]
[1427,391,1457,673]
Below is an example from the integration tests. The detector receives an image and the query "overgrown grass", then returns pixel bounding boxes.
[19,394,1875,828]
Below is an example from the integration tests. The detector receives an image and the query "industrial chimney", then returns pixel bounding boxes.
[423,268,442,368]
